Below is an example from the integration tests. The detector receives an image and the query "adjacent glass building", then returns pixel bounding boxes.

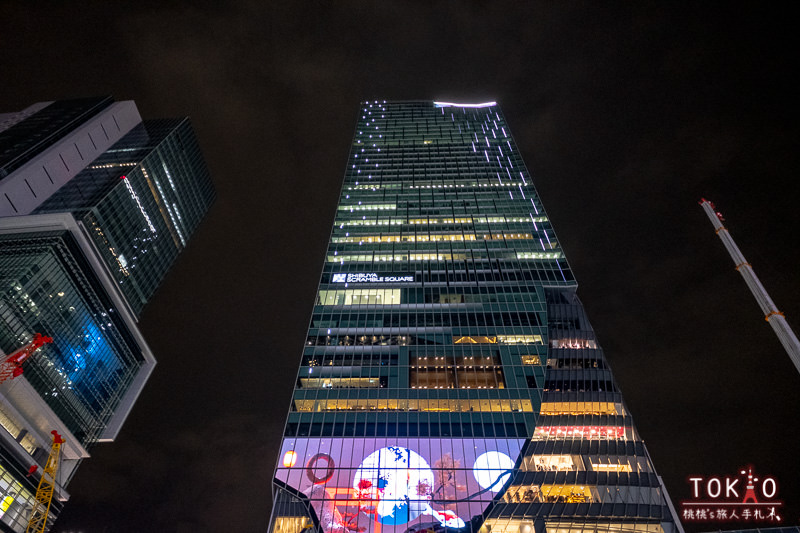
[34,118,215,316]
[269,101,679,533]
[0,97,214,532]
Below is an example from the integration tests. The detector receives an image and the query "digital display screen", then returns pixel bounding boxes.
[275,438,525,533]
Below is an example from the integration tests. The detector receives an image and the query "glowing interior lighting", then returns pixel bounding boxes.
[172,203,187,246]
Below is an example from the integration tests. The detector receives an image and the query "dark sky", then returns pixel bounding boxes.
[1,3,798,532]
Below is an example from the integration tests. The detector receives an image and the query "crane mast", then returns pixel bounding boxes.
[25,430,64,533]
[699,198,800,376]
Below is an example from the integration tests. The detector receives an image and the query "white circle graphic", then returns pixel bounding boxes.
[472,451,514,491]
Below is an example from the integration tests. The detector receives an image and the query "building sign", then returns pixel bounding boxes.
[331,273,414,283]
[275,437,524,533]
[681,466,783,523]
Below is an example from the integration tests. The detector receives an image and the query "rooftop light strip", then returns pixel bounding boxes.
[434,101,497,108]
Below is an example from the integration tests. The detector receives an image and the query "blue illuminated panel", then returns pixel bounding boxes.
[0,231,143,446]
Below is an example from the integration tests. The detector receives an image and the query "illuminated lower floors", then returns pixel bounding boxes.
[270,294,678,533]
[270,433,676,533]
[271,397,675,533]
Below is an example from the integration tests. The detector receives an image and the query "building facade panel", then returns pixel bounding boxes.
[34,118,216,316]
[0,98,142,217]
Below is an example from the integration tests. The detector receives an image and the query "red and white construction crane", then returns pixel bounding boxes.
[699,198,800,376]
[0,333,53,385]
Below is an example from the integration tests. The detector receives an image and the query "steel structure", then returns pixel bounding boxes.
[0,333,53,384]
[25,430,65,533]
[700,198,800,376]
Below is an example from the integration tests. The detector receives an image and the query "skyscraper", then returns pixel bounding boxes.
[269,101,679,533]
[0,97,214,532]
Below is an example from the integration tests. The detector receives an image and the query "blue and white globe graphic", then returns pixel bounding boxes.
[353,446,434,525]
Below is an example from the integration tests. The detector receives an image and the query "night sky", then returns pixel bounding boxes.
[1,3,799,532]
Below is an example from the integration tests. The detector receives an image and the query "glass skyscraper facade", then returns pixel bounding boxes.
[269,101,678,533]
[34,118,215,316]
[0,230,144,447]
[0,98,213,532]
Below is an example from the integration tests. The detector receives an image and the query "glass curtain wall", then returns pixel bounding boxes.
[270,101,676,533]
[34,119,215,316]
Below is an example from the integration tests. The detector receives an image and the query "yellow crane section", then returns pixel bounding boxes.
[25,430,64,533]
